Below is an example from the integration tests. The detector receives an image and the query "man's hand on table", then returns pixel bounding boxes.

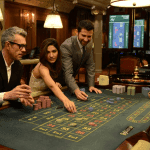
[74,88,88,101]
[4,84,32,100]
[64,100,77,113]
[20,95,34,107]
[3,84,35,107]
[89,86,102,94]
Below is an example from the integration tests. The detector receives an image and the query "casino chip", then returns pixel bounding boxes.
[106,100,114,104]
[33,104,38,111]
[88,122,97,126]
[69,123,77,127]
[56,119,63,123]
[108,101,114,104]
[116,97,121,101]
[89,107,93,112]
[80,88,85,92]
[109,98,114,101]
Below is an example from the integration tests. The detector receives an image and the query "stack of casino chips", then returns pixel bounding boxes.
[88,122,97,127]
[33,96,51,111]
[112,85,125,94]
[127,86,136,96]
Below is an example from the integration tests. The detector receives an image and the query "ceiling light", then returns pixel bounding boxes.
[44,0,63,28]
[110,0,150,7]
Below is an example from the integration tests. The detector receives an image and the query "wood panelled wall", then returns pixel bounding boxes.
[5,1,69,54]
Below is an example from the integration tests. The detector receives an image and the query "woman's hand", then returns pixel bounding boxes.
[64,100,77,113]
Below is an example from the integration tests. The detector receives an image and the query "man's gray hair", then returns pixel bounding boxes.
[1,26,27,49]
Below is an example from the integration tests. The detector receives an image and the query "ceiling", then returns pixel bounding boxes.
[6,0,111,13]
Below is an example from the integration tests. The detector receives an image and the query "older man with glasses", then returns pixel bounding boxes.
[0,26,34,107]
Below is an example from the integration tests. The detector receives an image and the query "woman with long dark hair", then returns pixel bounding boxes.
[29,38,76,113]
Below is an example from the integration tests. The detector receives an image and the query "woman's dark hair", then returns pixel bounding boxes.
[40,38,62,79]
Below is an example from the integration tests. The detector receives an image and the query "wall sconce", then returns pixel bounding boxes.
[32,13,34,23]
[0,8,3,21]
[25,12,35,30]
[0,8,3,31]
[27,13,29,22]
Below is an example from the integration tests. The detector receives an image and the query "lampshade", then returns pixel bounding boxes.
[44,14,63,28]
[110,0,150,7]
[0,8,3,21]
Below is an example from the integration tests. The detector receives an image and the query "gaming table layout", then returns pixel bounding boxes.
[0,87,150,150]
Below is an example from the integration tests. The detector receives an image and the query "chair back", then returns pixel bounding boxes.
[120,56,140,74]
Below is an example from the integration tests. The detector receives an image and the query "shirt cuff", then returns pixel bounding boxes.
[0,92,5,103]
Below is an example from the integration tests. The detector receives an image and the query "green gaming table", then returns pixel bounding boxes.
[0,86,150,150]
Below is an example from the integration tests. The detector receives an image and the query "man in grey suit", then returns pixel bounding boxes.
[60,20,102,101]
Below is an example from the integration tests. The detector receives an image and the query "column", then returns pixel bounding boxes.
[94,13,103,73]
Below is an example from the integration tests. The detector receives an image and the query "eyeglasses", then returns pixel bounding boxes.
[9,41,27,50]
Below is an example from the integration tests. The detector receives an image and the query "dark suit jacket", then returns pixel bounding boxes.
[0,51,23,93]
[60,36,95,93]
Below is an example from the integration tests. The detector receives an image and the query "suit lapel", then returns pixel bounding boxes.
[0,51,8,88]
[71,36,93,77]
[71,36,82,65]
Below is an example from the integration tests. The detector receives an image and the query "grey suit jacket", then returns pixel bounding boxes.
[60,36,95,93]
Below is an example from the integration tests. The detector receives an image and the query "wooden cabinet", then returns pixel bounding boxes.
[5,2,36,52]
[5,6,21,28]
[5,1,70,53]
[56,13,69,46]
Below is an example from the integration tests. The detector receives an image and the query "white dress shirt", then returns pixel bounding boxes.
[0,53,14,103]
